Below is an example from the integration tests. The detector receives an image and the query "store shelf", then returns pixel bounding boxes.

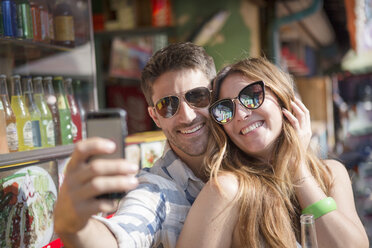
[0,144,75,167]
[94,26,175,39]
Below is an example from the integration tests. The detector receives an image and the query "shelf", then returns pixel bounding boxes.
[94,26,175,39]
[0,144,75,168]
[0,37,74,63]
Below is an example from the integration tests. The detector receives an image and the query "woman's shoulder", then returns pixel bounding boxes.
[323,159,350,182]
[205,172,240,201]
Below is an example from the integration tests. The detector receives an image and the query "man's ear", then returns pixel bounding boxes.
[148,106,161,128]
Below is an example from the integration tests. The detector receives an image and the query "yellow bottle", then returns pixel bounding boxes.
[11,75,33,151]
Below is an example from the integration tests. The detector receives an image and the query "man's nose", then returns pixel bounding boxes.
[177,100,197,123]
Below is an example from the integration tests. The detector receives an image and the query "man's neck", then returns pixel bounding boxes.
[169,144,208,182]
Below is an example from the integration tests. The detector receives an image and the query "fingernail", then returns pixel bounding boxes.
[106,140,116,150]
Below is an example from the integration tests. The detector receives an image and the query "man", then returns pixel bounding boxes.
[54,42,216,247]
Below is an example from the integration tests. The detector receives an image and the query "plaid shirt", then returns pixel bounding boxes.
[95,144,204,248]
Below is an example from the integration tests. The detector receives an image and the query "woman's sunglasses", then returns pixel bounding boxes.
[154,87,212,118]
[209,81,265,124]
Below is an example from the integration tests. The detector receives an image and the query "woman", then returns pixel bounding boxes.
[176,57,368,248]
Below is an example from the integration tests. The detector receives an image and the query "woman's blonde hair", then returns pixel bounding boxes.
[205,57,333,247]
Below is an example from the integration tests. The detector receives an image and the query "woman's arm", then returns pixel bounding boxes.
[295,159,369,248]
[176,173,240,248]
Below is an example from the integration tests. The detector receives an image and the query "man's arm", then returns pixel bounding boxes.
[54,138,139,247]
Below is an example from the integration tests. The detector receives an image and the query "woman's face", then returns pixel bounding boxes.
[218,73,283,158]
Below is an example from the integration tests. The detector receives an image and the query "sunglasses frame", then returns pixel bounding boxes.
[153,86,212,119]
[209,81,265,125]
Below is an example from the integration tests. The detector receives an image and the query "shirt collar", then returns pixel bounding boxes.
[161,142,204,191]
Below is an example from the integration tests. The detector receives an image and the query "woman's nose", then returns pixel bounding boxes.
[235,101,252,121]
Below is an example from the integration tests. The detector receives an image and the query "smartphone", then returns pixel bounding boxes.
[86,108,128,200]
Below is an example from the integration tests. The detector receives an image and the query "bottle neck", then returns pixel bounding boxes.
[0,77,9,96]
[34,79,44,94]
[11,77,23,96]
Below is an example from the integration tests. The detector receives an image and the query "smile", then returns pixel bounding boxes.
[241,121,263,135]
[180,124,203,134]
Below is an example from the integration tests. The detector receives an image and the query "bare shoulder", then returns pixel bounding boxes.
[205,172,239,201]
[324,159,351,183]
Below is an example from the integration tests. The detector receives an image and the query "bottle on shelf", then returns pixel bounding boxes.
[65,78,82,143]
[300,214,319,248]
[10,75,33,151]
[2,0,18,38]
[38,0,49,43]
[0,75,18,152]
[22,76,42,148]
[0,93,9,154]
[53,76,72,145]
[47,1,55,43]
[53,1,75,47]
[33,76,55,147]
[43,76,61,145]
[15,0,33,40]
[29,0,41,41]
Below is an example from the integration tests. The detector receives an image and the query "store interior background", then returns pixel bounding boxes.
[0,0,371,246]
[92,0,372,240]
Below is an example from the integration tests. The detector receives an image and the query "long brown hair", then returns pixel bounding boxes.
[205,57,333,247]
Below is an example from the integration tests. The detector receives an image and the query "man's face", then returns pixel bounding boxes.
[148,69,211,158]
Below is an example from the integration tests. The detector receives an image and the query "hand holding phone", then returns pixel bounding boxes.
[86,108,129,200]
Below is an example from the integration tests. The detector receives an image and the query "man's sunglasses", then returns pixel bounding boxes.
[209,81,265,124]
[154,87,212,118]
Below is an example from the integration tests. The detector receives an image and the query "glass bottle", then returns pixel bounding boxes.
[54,1,75,47]
[53,76,72,145]
[22,76,42,148]
[11,75,33,151]
[46,0,55,43]
[65,78,82,143]
[38,0,49,42]
[43,76,61,145]
[0,75,18,152]
[34,76,55,147]
[16,0,33,40]
[29,0,41,41]
[0,95,9,154]
[300,214,318,248]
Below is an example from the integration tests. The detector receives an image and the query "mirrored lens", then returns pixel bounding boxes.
[210,100,234,124]
[239,83,264,109]
[185,87,211,108]
[155,96,179,118]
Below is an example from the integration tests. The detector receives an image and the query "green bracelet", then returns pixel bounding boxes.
[302,197,337,219]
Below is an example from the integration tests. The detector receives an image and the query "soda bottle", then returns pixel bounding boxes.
[47,0,54,43]
[43,76,61,145]
[38,0,49,42]
[301,214,318,248]
[10,75,33,151]
[23,76,42,148]
[0,75,18,152]
[29,0,41,41]
[2,0,18,38]
[54,1,75,47]
[0,96,9,154]
[65,78,82,143]
[16,0,33,40]
[34,76,55,147]
[53,76,72,145]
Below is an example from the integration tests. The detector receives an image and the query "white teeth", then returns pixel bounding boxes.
[241,121,263,135]
[180,124,203,134]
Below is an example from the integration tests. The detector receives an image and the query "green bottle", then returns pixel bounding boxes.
[53,76,72,145]
[10,75,33,151]
[33,76,55,147]
[22,76,42,148]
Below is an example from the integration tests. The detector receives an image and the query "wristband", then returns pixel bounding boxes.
[302,197,337,219]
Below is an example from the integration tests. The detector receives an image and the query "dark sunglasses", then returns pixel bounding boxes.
[209,81,265,124]
[154,87,212,118]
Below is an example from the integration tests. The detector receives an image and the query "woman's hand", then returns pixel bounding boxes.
[282,97,312,152]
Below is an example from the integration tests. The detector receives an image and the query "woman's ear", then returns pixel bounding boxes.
[148,107,161,128]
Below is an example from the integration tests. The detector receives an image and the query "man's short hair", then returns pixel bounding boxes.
[141,42,216,106]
